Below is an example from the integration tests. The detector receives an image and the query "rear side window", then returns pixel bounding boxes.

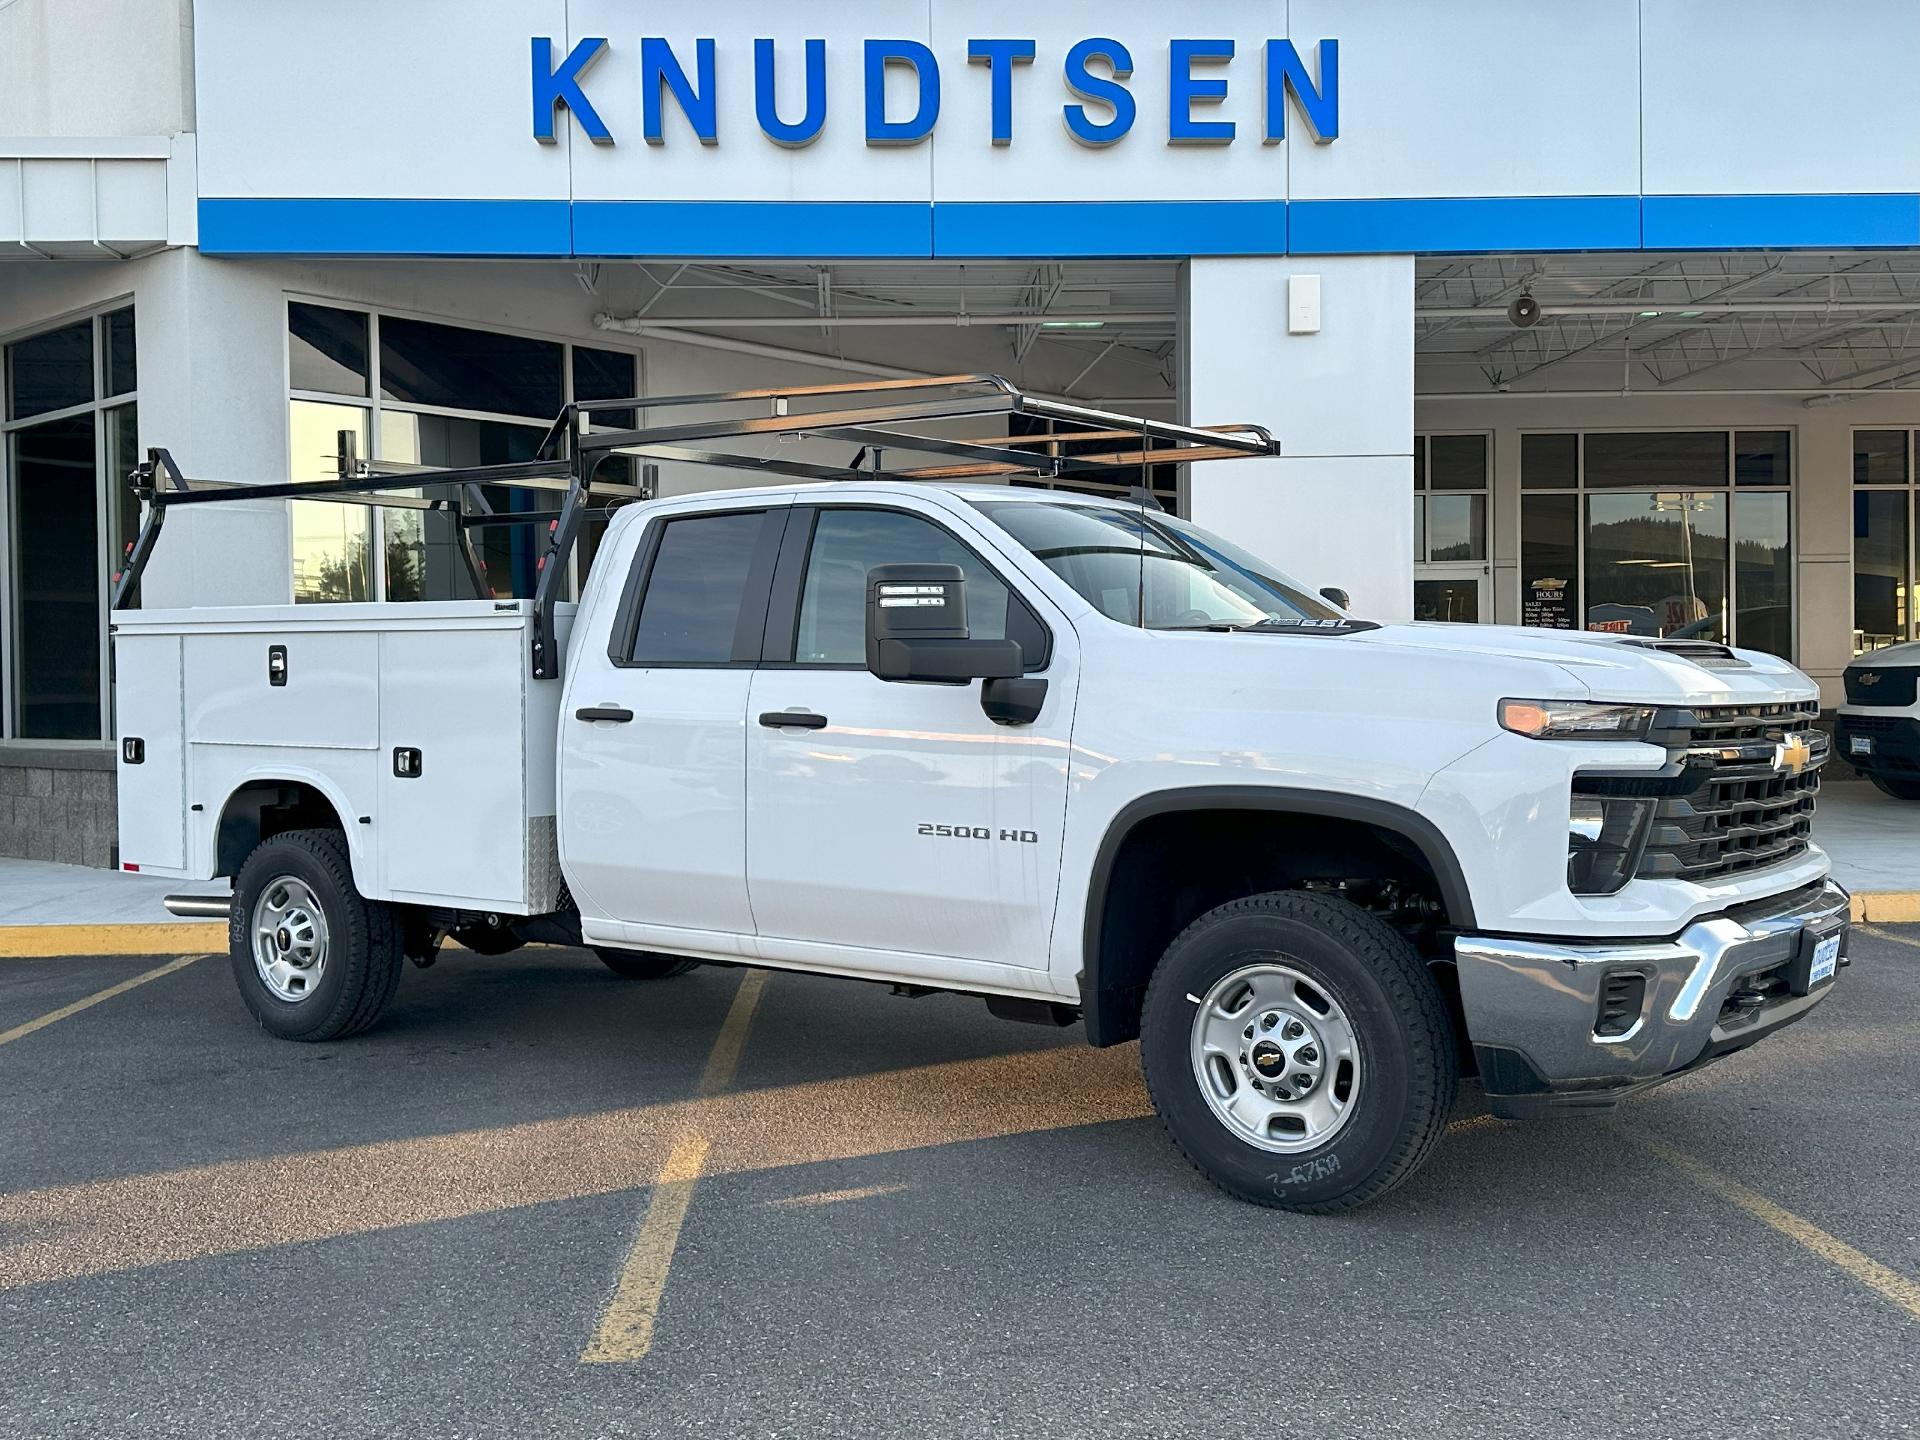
[628,511,768,664]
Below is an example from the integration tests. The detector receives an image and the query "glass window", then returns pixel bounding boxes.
[573,346,637,413]
[9,414,101,738]
[1854,430,1909,485]
[1428,434,1487,491]
[794,508,1016,665]
[379,316,563,417]
[1411,440,1426,490]
[979,500,1339,630]
[1521,494,1580,630]
[106,404,141,608]
[290,401,373,603]
[379,411,546,601]
[1853,490,1909,652]
[1414,579,1479,623]
[1734,492,1793,659]
[1522,432,1578,490]
[1584,432,1728,490]
[1426,495,1486,562]
[629,511,768,665]
[1585,492,1729,642]
[103,308,137,398]
[288,303,370,397]
[6,319,94,422]
[1735,431,1791,487]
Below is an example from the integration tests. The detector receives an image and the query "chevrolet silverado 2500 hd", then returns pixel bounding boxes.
[112,376,1849,1212]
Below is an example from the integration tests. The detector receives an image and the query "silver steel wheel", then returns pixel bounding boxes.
[251,876,330,1004]
[1190,962,1361,1154]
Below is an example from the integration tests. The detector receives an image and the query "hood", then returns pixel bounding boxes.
[1847,640,1920,670]
[1346,622,1818,706]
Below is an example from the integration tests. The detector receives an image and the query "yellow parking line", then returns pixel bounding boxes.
[0,924,225,959]
[580,968,768,1364]
[1860,924,1920,952]
[1629,1131,1920,1324]
[0,954,205,1048]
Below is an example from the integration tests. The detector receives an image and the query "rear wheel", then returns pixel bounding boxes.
[1140,891,1456,1213]
[1870,773,1920,801]
[594,948,700,981]
[230,829,404,1041]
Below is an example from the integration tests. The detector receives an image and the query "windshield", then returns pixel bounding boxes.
[974,500,1343,630]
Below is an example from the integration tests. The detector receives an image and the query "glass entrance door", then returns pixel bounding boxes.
[1414,566,1489,623]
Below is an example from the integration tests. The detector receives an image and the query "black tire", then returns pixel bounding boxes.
[1140,891,1457,1214]
[229,829,404,1042]
[594,947,700,981]
[1869,773,1920,801]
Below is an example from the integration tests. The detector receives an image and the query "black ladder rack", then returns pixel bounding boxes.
[111,373,1281,680]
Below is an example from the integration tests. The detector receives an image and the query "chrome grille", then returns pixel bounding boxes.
[1636,702,1824,885]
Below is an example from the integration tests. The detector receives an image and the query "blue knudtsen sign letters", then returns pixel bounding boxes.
[530,35,1340,149]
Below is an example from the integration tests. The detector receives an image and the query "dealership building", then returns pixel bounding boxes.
[3,0,1920,865]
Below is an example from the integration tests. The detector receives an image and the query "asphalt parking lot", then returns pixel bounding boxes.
[2,930,1917,1440]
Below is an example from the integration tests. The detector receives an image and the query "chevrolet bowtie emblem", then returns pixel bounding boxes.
[1860,671,1882,687]
[1774,732,1814,776]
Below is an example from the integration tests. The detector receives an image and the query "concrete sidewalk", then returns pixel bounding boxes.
[0,785,1911,931]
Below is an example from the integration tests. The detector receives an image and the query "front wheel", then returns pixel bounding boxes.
[230,829,404,1042]
[1140,891,1457,1213]
[594,948,700,981]
[1870,773,1920,801]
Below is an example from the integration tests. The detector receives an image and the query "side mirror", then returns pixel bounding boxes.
[1319,586,1351,610]
[865,563,1022,683]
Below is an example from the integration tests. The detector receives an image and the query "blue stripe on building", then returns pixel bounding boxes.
[199,194,1920,260]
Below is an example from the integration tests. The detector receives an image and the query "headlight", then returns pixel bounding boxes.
[1566,795,1653,895]
[1500,699,1656,741]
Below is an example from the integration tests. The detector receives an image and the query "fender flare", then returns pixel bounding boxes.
[1078,786,1478,1044]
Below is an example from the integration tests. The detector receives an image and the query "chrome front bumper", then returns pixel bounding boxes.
[1453,880,1851,1118]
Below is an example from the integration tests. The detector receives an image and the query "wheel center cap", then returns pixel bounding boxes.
[1249,1040,1288,1079]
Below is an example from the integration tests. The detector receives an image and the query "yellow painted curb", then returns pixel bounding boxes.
[0,923,226,958]
[1855,892,1920,925]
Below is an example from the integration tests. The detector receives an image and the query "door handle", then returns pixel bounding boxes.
[759,710,829,730]
[576,705,634,723]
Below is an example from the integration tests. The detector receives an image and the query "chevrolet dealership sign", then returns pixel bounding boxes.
[532,35,1339,149]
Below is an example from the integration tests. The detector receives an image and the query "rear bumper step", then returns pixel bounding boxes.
[163,894,232,919]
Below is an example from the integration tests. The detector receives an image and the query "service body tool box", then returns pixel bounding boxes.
[112,600,573,914]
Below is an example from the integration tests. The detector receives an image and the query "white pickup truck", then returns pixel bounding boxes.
[113,376,1849,1212]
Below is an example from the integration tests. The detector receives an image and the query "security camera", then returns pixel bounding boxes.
[1507,295,1542,329]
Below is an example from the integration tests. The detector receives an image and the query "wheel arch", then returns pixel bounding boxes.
[1078,786,1477,1048]
[212,769,365,885]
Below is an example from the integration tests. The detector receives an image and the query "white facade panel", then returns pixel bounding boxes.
[1289,0,1640,201]
[192,0,571,201]
[1643,0,1920,197]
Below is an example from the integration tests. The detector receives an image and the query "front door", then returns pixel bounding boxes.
[559,503,787,951]
[745,502,1075,972]
[1414,564,1490,623]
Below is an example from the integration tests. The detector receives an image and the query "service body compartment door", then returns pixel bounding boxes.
[377,627,534,908]
[114,632,186,870]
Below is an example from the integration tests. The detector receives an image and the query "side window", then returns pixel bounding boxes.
[791,508,1044,667]
[627,511,768,664]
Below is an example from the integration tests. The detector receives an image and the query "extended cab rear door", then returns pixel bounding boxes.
[559,500,789,953]
[744,498,1078,974]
